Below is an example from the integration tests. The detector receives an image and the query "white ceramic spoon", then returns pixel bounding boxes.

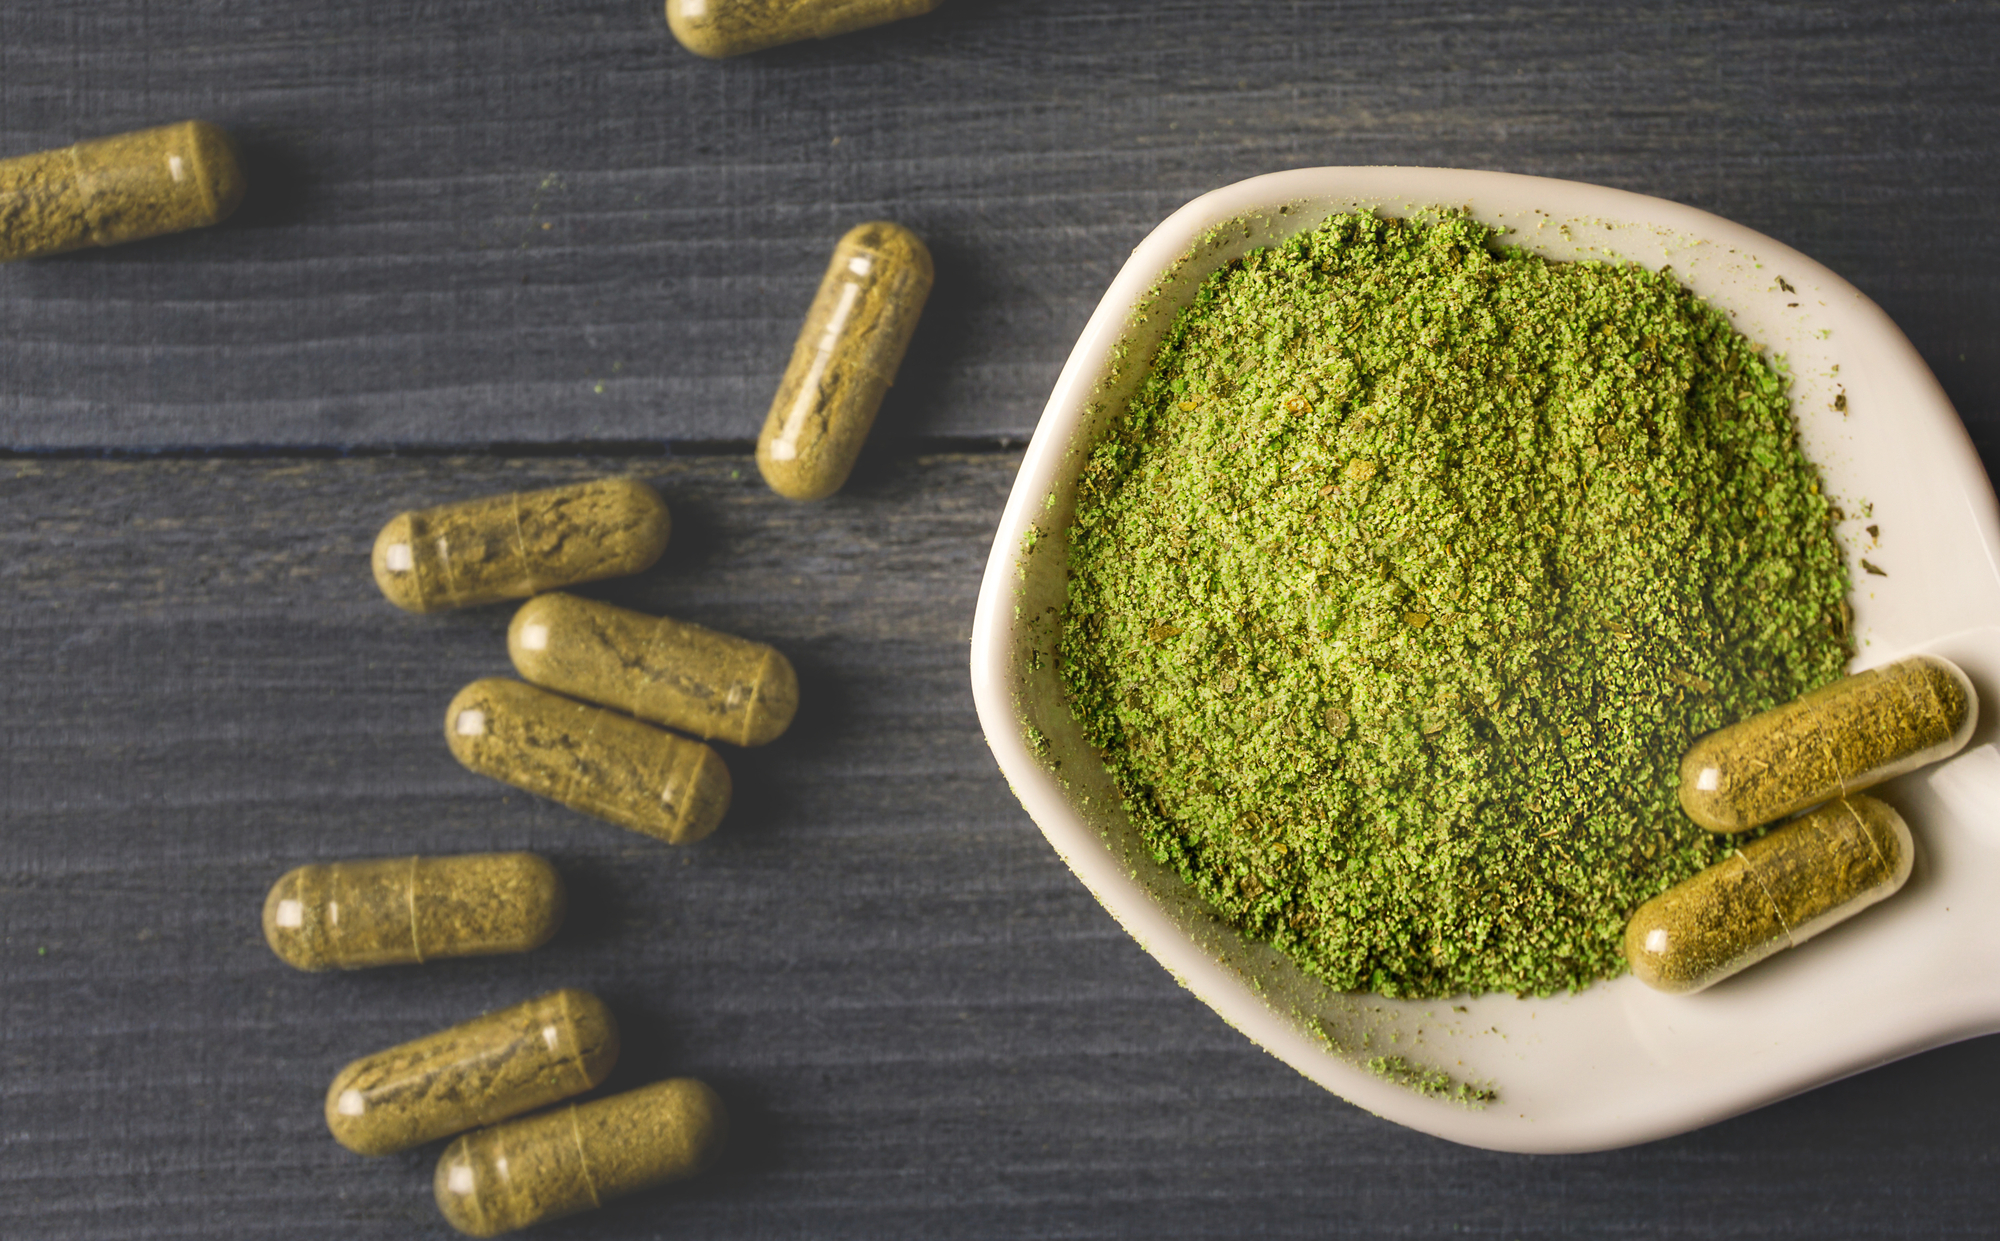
[969,166,2000,1153]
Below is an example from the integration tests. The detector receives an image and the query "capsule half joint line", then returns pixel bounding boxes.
[444,679,731,844]
[1625,796,1914,993]
[568,1106,603,1208]
[507,492,531,589]
[1732,846,1796,949]
[263,852,565,972]
[1678,655,1977,833]
[0,121,247,262]
[505,593,797,747]
[405,855,425,962]
[756,221,934,500]
[325,989,617,1156]
[373,479,671,614]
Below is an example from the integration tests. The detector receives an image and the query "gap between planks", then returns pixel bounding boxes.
[0,436,1030,462]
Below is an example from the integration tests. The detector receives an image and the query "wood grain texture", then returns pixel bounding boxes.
[6,453,2000,1239]
[0,0,1996,448]
[7,2,2000,1237]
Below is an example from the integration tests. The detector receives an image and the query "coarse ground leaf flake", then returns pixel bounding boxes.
[1059,210,1850,998]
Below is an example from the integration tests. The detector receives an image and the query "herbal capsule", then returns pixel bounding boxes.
[435,1078,726,1236]
[756,221,934,501]
[509,593,798,747]
[1680,655,1976,832]
[0,120,246,263]
[666,0,940,59]
[262,852,565,972]
[326,989,618,1157]
[372,478,671,614]
[446,678,731,844]
[1625,795,1913,994]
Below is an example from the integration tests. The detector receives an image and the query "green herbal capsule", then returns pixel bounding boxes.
[756,221,934,501]
[446,678,731,844]
[1625,795,1913,994]
[373,479,671,614]
[666,0,940,58]
[435,1078,726,1237]
[262,852,566,972]
[508,593,798,747]
[1680,654,1976,833]
[0,120,246,263]
[326,989,619,1157]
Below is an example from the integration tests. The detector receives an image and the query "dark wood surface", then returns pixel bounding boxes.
[5,3,2000,1238]
[1,0,1997,450]
[11,453,2000,1241]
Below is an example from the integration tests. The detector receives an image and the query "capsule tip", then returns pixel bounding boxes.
[178,120,247,225]
[433,1137,503,1237]
[372,512,433,613]
[505,595,565,685]
[1623,904,1701,993]
[664,0,742,57]
[1676,741,1752,833]
[444,679,511,767]
[596,477,673,572]
[754,448,846,502]
[262,864,330,972]
[559,989,622,1088]
[1911,653,1979,751]
[673,1077,730,1176]
[507,852,569,951]
[737,647,800,746]
[323,1059,401,1157]
[1846,794,1917,894]
[667,743,733,845]
[842,219,936,287]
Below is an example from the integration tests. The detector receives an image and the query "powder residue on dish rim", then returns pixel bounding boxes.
[1366,1055,1498,1108]
[1303,1006,1500,1109]
[1059,208,1850,1000]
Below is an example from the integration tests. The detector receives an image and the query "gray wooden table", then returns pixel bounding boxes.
[5,3,2000,1237]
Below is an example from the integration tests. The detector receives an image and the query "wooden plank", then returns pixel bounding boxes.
[6,452,2000,1237]
[0,1,1996,448]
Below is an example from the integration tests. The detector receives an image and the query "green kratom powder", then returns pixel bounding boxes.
[1059,210,1850,998]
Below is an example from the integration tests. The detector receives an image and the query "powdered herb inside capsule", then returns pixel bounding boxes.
[1060,209,1851,998]
[1680,654,1975,833]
